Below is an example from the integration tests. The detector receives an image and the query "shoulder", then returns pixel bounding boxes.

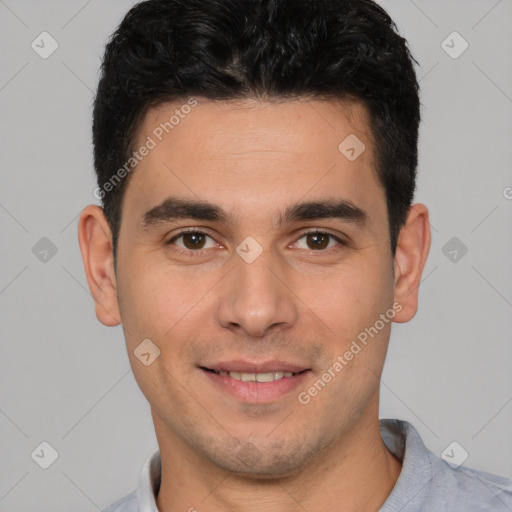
[427,456,512,511]
[102,490,139,512]
[380,419,512,511]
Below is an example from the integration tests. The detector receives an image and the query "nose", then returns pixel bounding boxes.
[216,248,298,338]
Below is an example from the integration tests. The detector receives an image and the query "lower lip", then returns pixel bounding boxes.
[201,369,311,403]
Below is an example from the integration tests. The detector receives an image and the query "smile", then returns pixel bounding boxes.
[207,368,298,382]
[200,365,311,403]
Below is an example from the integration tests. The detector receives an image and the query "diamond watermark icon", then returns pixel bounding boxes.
[237,442,263,467]
[441,441,469,469]
[31,32,59,59]
[338,134,366,162]
[236,236,263,264]
[32,237,58,263]
[441,31,468,59]
[442,236,468,263]
[31,441,59,469]
[134,338,161,366]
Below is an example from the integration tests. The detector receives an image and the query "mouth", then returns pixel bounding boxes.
[199,361,312,403]
[201,367,308,382]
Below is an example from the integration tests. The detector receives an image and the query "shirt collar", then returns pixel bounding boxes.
[138,448,161,512]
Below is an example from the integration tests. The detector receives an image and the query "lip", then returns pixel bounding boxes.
[202,360,309,374]
[200,360,312,404]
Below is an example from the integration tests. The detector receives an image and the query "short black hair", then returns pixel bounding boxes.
[92,0,420,262]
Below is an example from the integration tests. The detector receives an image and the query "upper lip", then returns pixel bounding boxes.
[201,360,310,373]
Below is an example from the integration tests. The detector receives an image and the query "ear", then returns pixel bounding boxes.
[392,203,431,323]
[77,205,121,327]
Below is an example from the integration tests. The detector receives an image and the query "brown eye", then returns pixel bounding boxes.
[167,230,217,252]
[294,231,344,252]
[181,232,207,249]
[305,232,330,250]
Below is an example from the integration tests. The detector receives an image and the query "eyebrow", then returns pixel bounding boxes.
[139,195,369,230]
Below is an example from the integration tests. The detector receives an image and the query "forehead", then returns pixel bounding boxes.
[124,97,385,229]
[137,96,374,162]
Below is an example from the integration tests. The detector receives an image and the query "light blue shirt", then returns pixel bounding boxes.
[103,419,512,511]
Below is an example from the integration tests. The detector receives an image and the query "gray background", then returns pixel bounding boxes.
[0,0,511,510]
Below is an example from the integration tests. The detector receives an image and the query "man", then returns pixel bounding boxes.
[78,0,512,511]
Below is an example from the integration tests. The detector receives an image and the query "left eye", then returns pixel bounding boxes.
[294,232,341,251]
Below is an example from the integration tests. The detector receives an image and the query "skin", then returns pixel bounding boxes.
[78,97,431,512]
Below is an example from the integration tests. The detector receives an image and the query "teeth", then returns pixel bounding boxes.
[216,370,295,382]
[257,372,280,382]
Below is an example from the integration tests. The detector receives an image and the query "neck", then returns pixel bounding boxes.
[154,407,402,512]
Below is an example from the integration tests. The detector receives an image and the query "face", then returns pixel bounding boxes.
[80,97,429,478]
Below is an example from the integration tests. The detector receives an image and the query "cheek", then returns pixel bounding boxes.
[117,255,216,347]
[304,260,392,340]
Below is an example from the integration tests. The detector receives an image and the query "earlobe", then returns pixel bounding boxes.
[392,203,431,323]
[77,205,121,327]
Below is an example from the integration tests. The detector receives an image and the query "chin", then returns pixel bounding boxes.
[206,440,316,481]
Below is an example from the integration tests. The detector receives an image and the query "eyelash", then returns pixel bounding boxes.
[165,228,347,257]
